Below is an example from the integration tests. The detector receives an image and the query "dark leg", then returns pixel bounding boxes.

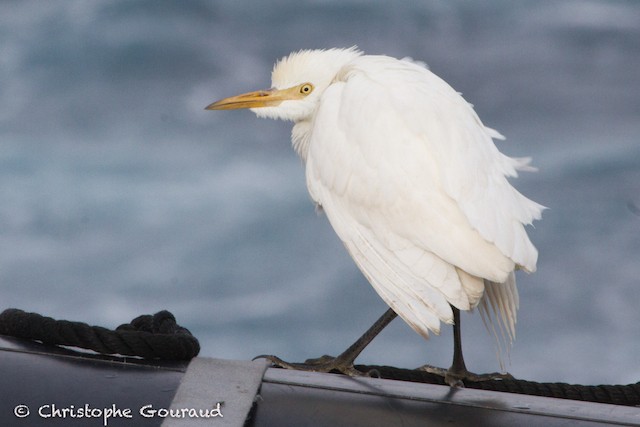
[419,306,514,387]
[446,307,468,385]
[255,308,398,376]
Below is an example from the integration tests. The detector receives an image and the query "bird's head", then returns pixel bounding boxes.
[206,47,362,122]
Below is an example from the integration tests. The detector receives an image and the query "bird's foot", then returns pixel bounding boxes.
[254,309,397,378]
[254,354,378,377]
[417,364,514,388]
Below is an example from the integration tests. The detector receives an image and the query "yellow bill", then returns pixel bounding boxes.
[205,83,314,110]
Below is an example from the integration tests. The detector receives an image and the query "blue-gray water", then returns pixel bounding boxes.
[1,1,639,385]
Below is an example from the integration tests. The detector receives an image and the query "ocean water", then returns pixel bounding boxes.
[1,0,639,385]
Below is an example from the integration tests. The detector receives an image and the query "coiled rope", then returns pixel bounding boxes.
[0,309,200,360]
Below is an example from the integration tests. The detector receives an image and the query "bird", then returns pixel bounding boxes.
[206,47,544,386]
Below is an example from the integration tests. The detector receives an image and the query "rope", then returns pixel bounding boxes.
[2,309,638,405]
[0,309,200,360]
[355,364,640,407]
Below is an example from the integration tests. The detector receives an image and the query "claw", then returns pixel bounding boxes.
[418,364,514,387]
[254,353,366,377]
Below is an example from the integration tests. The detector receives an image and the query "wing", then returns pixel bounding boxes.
[363,57,545,273]
[304,55,541,337]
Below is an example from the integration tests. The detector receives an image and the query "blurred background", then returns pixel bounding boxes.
[1,0,639,385]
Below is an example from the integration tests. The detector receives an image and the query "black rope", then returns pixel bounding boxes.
[355,364,640,407]
[2,309,639,406]
[0,309,200,360]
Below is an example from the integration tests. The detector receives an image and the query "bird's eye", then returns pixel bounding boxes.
[299,83,314,95]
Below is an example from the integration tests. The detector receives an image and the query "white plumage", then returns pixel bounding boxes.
[208,47,543,360]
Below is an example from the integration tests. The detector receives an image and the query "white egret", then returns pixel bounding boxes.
[207,48,543,385]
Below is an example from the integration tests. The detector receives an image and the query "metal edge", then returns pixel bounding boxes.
[262,368,640,425]
[162,357,269,427]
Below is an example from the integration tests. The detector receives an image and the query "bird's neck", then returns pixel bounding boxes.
[291,120,312,162]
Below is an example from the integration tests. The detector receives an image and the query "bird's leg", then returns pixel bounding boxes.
[255,308,398,377]
[419,306,514,387]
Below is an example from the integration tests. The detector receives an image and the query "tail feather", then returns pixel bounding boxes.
[478,272,519,371]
